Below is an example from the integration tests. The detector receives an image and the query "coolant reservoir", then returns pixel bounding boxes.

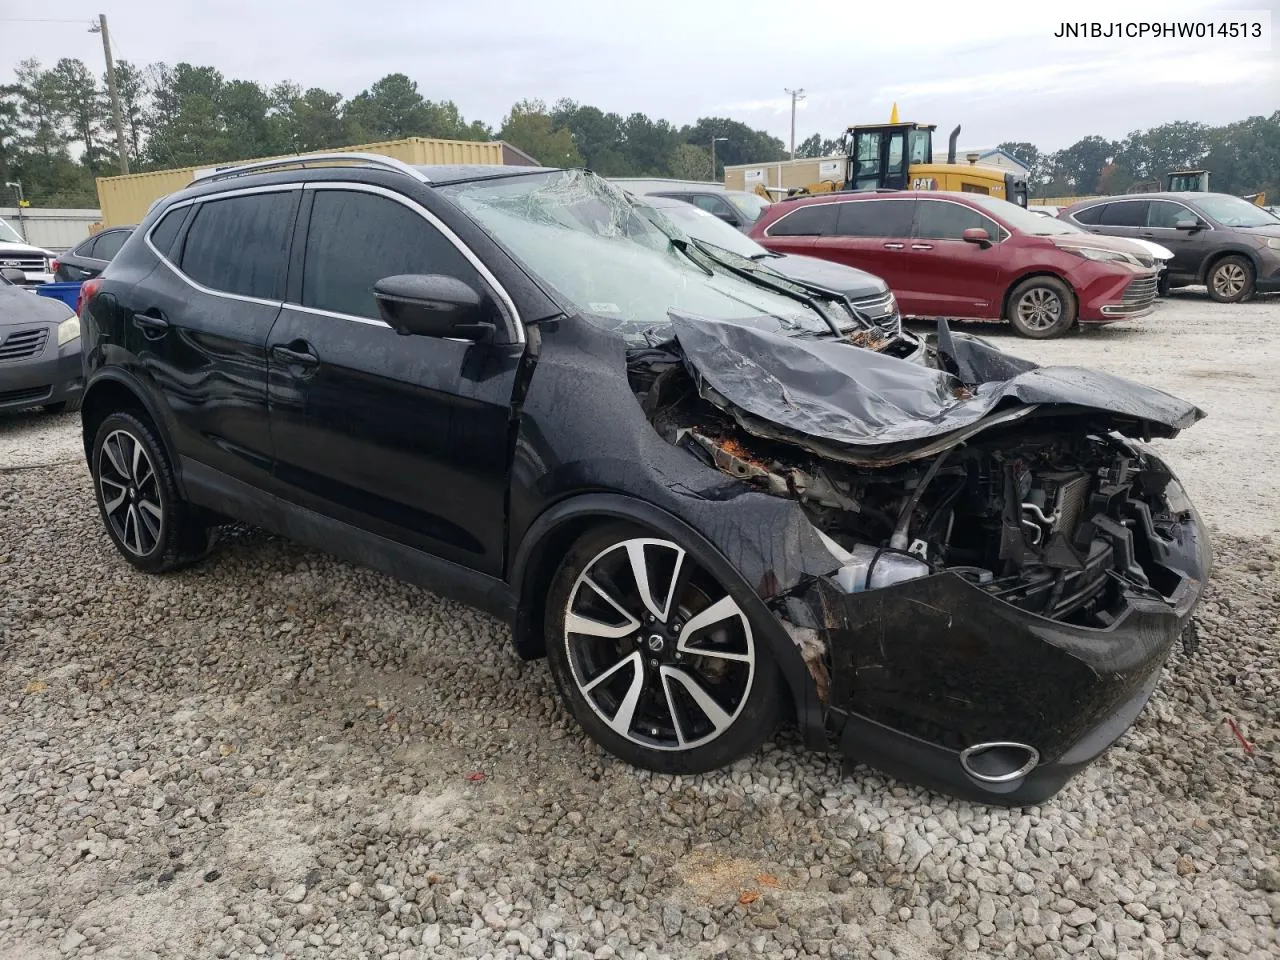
[833,544,931,593]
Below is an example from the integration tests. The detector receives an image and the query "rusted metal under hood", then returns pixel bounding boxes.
[669,315,1204,465]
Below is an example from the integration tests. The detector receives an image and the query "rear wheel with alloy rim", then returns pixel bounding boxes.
[91,411,213,573]
[545,523,780,773]
[1007,275,1076,339]
[1207,255,1254,303]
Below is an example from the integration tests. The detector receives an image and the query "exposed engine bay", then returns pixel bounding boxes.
[631,335,1199,628]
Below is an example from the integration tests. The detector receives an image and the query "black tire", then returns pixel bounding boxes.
[544,522,781,774]
[44,396,82,414]
[1206,255,1255,303]
[1006,276,1077,339]
[90,411,213,573]
[1157,273,1172,297]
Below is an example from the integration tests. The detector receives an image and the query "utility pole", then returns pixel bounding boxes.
[710,137,728,182]
[90,14,130,174]
[784,88,806,159]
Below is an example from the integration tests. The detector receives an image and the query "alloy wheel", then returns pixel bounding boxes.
[563,537,755,752]
[1213,263,1247,299]
[1015,287,1062,332]
[97,429,164,557]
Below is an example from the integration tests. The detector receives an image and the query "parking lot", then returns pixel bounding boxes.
[1,292,1277,959]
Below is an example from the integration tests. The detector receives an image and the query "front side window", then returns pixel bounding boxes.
[1147,200,1191,229]
[302,190,480,321]
[835,199,915,238]
[915,200,999,241]
[180,192,295,300]
[853,132,881,182]
[886,132,906,176]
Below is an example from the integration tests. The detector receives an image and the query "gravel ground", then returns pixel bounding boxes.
[1,292,1277,960]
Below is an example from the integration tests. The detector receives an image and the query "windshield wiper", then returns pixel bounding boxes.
[669,237,714,276]
[748,252,777,261]
[688,239,877,337]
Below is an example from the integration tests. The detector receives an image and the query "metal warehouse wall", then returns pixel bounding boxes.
[0,208,104,252]
[95,138,507,227]
[722,156,847,194]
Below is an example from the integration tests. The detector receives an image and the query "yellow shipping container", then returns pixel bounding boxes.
[96,137,508,227]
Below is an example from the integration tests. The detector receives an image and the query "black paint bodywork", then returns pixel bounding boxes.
[80,163,1209,805]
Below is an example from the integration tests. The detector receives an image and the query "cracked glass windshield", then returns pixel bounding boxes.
[439,170,831,344]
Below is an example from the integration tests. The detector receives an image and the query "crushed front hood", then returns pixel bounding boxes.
[670,314,1204,464]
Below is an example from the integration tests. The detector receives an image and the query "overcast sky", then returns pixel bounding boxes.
[2,0,1276,153]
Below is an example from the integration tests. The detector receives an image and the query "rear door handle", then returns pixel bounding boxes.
[1139,231,1154,238]
[882,242,905,250]
[910,243,933,250]
[132,310,169,335]
[271,341,320,368]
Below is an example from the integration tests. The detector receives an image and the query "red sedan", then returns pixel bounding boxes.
[748,191,1162,338]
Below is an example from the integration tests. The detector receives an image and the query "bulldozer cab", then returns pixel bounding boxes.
[1166,170,1210,192]
[846,123,935,190]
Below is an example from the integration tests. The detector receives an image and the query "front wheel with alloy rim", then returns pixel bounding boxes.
[1207,255,1255,303]
[91,411,213,573]
[1007,275,1077,339]
[544,523,781,774]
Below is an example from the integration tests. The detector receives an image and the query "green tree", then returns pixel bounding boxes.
[668,143,712,180]
[551,99,630,173]
[13,59,66,163]
[681,118,786,177]
[1046,135,1116,194]
[220,79,277,158]
[145,63,227,166]
[795,133,842,158]
[997,141,1044,184]
[50,58,107,170]
[271,82,346,152]
[498,99,582,166]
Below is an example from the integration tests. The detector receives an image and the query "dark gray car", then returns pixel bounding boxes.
[53,226,135,282]
[0,268,83,414]
[1061,193,1280,302]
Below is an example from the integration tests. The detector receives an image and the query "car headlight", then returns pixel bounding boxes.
[1263,237,1280,251]
[1065,245,1137,265]
[57,315,80,346]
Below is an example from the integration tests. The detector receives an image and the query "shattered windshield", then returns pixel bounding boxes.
[439,170,831,344]
[634,199,770,259]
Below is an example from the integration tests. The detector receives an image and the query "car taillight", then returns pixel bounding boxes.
[77,278,103,317]
[50,259,59,274]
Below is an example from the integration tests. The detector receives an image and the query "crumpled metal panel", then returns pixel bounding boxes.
[670,315,1205,458]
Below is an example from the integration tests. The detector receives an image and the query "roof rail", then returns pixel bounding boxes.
[189,152,431,185]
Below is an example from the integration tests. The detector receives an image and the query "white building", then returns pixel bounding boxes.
[952,148,1032,180]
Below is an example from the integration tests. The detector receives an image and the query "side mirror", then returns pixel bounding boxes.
[1175,219,1203,232]
[373,274,495,341]
[962,227,992,247]
[0,267,26,285]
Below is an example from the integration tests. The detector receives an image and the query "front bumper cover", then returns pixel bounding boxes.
[0,337,83,412]
[788,497,1209,806]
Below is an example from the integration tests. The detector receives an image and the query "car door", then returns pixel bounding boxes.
[127,188,298,489]
[903,198,1007,318]
[57,230,121,281]
[1143,199,1213,279]
[684,194,745,230]
[811,198,916,307]
[266,183,524,576]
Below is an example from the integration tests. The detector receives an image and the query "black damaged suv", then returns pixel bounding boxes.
[81,154,1209,804]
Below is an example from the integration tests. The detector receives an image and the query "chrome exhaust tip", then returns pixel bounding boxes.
[960,742,1040,784]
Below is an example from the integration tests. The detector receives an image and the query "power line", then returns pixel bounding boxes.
[0,17,92,23]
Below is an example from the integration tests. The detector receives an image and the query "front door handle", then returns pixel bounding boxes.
[911,243,934,250]
[132,310,169,336]
[882,242,905,250]
[271,341,320,368]
[1139,231,1154,238]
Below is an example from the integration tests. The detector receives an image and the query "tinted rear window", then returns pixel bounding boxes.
[1071,204,1105,225]
[94,230,129,261]
[766,203,838,237]
[180,192,296,300]
[835,199,914,238]
[149,206,191,259]
[1100,201,1147,227]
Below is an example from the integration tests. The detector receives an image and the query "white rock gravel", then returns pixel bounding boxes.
[0,293,1277,960]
